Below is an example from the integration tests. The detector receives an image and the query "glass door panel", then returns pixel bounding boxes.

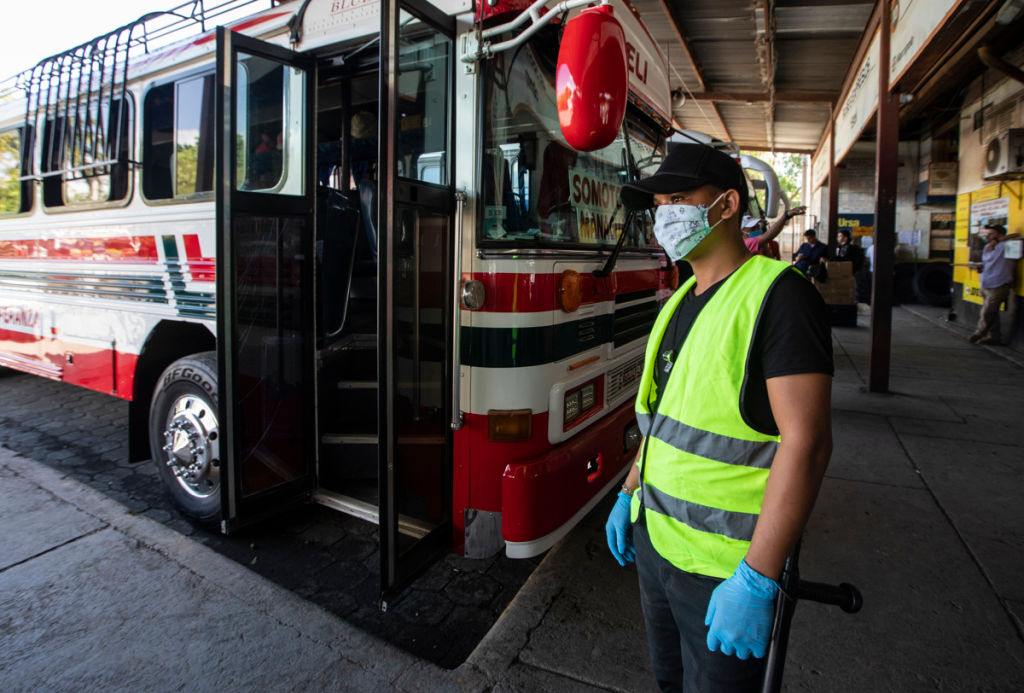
[379,0,455,603]
[217,29,317,529]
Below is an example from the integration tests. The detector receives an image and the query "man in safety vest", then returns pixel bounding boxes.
[605,143,833,692]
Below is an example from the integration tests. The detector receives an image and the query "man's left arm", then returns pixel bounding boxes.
[704,371,832,660]
[745,372,833,579]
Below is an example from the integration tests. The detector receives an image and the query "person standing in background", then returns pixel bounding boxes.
[833,229,865,272]
[968,223,1020,346]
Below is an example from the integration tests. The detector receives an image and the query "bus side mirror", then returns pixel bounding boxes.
[556,5,627,152]
[740,154,783,219]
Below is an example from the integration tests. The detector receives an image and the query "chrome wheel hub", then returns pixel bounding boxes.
[162,395,220,499]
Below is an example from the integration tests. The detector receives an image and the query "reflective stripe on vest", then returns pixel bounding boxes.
[632,255,792,579]
[638,481,759,541]
[636,411,778,470]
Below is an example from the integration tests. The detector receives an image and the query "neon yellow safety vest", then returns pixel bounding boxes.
[631,255,792,579]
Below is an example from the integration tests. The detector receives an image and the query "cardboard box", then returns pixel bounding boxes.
[815,275,856,304]
[814,277,855,292]
[822,260,853,278]
[815,275,855,288]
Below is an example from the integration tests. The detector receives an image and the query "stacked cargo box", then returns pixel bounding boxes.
[813,261,857,327]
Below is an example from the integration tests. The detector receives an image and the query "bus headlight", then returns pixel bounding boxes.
[564,391,581,422]
[461,280,486,310]
[580,382,595,410]
[563,376,603,429]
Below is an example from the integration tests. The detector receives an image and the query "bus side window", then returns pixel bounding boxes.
[143,74,216,201]
[40,99,132,208]
[0,127,32,214]
[143,83,174,199]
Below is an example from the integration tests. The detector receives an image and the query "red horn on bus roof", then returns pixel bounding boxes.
[556,4,627,152]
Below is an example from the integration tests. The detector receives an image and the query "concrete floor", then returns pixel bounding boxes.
[2,305,1023,691]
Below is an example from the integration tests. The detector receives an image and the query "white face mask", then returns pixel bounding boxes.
[652,193,725,261]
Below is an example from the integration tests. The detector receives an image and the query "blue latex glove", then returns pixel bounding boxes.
[604,491,635,566]
[705,559,778,659]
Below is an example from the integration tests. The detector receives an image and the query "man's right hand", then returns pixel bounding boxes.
[605,491,635,566]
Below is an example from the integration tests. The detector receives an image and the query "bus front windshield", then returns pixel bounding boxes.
[481,25,665,250]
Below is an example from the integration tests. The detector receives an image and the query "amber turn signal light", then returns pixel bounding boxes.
[488,409,533,442]
[558,269,582,312]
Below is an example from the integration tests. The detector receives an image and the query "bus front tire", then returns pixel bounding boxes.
[149,352,222,523]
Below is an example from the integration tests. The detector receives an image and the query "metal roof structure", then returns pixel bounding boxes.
[629,0,874,153]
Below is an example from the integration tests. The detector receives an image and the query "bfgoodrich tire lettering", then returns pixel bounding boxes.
[149,352,221,522]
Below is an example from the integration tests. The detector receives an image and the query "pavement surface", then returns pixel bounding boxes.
[3,305,1024,691]
[0,368,538,669]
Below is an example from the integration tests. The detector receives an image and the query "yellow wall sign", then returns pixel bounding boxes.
[953,183,1024,305]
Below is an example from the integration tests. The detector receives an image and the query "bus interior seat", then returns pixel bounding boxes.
[318,186,360,335]
[358,178,378,263]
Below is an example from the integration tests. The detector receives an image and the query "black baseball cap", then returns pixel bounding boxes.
[620,143,749,212]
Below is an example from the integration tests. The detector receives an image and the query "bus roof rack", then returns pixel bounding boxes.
[13,0,276,182]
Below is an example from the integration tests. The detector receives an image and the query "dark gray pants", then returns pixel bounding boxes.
[634,521,766,693]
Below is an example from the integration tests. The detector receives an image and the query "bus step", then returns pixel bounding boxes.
[322,433,378,446]
[337,380,378,390]
[336,333,376,351]
[312,490,430,539]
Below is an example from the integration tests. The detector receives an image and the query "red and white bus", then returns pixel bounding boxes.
[0,0,677,598]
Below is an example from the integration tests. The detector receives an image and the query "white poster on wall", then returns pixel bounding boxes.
[834,30,880,163]
[970,197,1010,231]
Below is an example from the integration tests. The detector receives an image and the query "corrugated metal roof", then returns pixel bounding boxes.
[629,0,874,152]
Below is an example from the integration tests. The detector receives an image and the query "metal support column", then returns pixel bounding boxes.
[869,0,898,393]
[827,112,839,248]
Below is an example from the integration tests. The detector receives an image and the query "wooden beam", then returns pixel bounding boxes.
[898,3,1003,125]
[656,0,732,141]
[740,144,817,155]
[686,91,837,104]
[760,0,776,151]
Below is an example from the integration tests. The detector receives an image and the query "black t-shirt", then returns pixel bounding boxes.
[653,268,833,435]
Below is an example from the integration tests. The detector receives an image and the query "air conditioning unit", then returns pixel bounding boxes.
[984,128,1024,179]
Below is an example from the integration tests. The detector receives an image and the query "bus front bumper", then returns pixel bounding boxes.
[501,401,640,558]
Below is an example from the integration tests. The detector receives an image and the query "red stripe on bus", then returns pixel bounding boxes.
[183,234,216,282]
[0,236,159,262]
[464,268,660,313]
[0,328,138,400]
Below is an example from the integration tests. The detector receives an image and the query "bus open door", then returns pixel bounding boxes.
[375,0,457,605]
[215,0,457,605]
[215,27,319,529]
